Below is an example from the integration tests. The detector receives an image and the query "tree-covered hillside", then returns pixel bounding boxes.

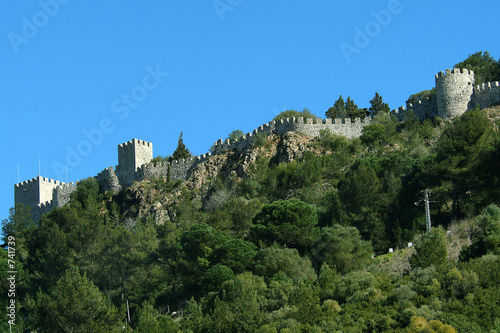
[3,53,500,332]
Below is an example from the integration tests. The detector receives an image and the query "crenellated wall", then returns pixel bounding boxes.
[52,182,78,208]
[211,116,371,154]
[96,167,121,193]
[390,68,500,121]
[15,176,64,211]
[15,68,500,221]
[471,81,500,110]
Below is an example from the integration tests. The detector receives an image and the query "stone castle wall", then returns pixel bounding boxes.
[15,68,500,221]
[211,116,371,154]
[52,182,78,208]
[391,68,500,120]
[471,81,500,109]
[96,167,121,192]
[14,177,76,221]
[117,139,153,187]
[436,68,475,119]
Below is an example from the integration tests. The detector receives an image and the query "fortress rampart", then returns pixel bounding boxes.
[14,68,500,220]
[391,68,500,121]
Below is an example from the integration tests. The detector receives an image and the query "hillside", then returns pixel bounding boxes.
[3,103,500,332]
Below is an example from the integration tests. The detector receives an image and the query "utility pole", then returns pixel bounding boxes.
[424,189,431,232]
[415,189,433,232]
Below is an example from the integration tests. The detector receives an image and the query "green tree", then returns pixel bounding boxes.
[454,51,500,85]
[134,302,180,332]
[33,266,122,332]
[339,163,383,230]
[171,132,192,161]
[326,95,346,119]
[461,204,500,260]
[409,227,448,270]
[274,108,316,121]
[168,223,228,296]
[227,129,244,142]
[369,92,390,115]
[430,107,497,218]
[215,272,268,332]
[360,111,398,146]
[210,238,257,274]
[201,264,234,292]
[407,88,436,105]
[251,199,320,250]
[312,224,373,274]
[346,96,366,119]
[253,247,317,283]
[70,177,100,210]
[1,205,35,261]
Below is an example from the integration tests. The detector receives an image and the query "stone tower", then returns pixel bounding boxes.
[14,176,63,209]
[117,138,153,186]
[435,68,475,119]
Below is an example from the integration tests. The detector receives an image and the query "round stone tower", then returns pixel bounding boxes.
[435,68,475,119]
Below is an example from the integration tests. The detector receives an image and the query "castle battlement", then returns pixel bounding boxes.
[55,182,77,190]
[435,68,474,79]
[475,81,500,92]
[38,201,53,209]
[118,138,152,149]
[15,176,61,188]
[390,68,500,121]
[15,67,500,221]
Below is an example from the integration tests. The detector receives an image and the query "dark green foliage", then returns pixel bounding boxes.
[346,96,366,119]
[407,88,436,105]
[150,155,169,166]
[455,51,500,85]
[251,199,319,249]
[326,95,346,119]
[6,59,500,331]
[428,107,497,218]
[312,225,373,274]
[210,238,257,273]
[134,301,180,332]
[201,264,235,292]
[369,92,390,115]
[273,108,316,121]
[171,131,192,161]
[461,204,500,260]
[409,227,448,270]
[70,177,100,210]
[227,129,244,142]
[252,131,269,148]
[32,266,122,332]
[326,95,366,120]
[360,111,398,146]
[253,247,317,283]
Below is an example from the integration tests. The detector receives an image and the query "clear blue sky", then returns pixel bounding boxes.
[1,1,500,222]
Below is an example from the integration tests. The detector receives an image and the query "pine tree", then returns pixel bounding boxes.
[369,92,390,115]
[325,95,346,119]
[345,96,359,119]
[172,132,192,161]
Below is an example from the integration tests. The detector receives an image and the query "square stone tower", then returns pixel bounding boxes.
[117,138,153,186]
[14,176,64,210]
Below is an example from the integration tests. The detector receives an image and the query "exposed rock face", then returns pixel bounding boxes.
[276,132,310,163]
[124,133,323,224]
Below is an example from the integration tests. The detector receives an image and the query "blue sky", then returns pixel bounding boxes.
[1,1,500,222]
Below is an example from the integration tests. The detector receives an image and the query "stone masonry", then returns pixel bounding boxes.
[391,68,500,120]
[14,68,500,221]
